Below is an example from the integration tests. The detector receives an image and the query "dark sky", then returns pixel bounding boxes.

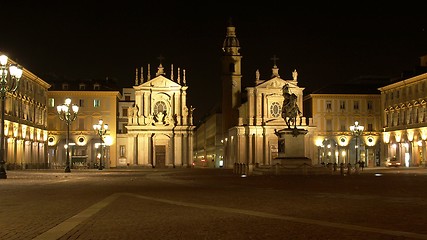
[2,2,427,123]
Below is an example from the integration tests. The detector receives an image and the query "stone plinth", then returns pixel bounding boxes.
[274,128,311,167]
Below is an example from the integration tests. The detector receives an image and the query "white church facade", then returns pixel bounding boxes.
[116,63,195,168]
[193,22,315,170]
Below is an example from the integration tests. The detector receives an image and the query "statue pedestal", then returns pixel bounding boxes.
[274,128,311,167]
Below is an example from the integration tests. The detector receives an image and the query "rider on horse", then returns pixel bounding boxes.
[281,84,301,128]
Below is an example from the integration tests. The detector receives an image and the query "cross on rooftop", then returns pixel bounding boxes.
[157,54,165,64]
[270,55,279,67]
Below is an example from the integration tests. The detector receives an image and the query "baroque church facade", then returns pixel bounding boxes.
[194,22,315,169]
[116,63,195,168]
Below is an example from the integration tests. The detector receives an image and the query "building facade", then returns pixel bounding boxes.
[194,113,223,168]
[2,56,51,169]
[47,80,120,169]
[225,65,313,169]
[379,72,427,167]
[195,21,314,170]
[116,63,195,168]
[303,84,383,167]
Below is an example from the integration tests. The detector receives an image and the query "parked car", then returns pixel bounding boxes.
[386,158,401,167]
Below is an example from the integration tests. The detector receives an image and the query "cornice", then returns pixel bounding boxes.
[48,91,121,98]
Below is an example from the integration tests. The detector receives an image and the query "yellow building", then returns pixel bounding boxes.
[1,54,51,170]
[379,64,427,167]
[47,80,120,169]
[194,113,223,168]
[303,83,383,167]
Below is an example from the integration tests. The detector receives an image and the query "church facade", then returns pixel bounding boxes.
[193,21,315,169]
[116,63,195,168]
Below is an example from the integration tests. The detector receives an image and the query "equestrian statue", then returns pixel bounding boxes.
[281,83,301,129]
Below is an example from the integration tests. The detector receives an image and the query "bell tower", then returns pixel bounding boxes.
[221,19,242,136]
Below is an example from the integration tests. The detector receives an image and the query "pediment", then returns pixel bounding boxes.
[135,75,181,89]
[256,78,298,90]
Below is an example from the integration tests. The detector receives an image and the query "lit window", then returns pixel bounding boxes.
[48,98,55,107]
[120,145,126,157]
[94,99,101,107]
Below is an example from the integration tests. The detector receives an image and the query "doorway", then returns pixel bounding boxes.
[155,145,166,168]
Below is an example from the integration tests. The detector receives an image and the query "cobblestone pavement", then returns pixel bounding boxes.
[0,167,427,240]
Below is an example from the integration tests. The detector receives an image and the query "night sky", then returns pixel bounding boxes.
[2,2,427,123]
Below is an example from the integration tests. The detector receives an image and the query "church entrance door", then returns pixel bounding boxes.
[155,145,166,168]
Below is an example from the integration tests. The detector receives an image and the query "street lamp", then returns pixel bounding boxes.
[0,55,23,179]
[350,121,364,164]
[57,98,79,173]
[93,119,108,170]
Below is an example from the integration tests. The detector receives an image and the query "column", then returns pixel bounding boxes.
[174,133,183,167]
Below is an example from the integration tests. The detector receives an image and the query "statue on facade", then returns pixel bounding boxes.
[281,83,301,129]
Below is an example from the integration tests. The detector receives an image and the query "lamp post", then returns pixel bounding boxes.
[350,121,364,164]
[93,119,108,170]
[57,98,79,173]
[0,55,23,179]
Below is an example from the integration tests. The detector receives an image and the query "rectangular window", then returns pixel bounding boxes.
[326,119,332,132]
[123,108,128,117]
[48,98,55,107]
[229,63,235,73]
[125,95,131,101]
[367,101,373,110]
[94,99,101,107]
[368,123,373,131]
[120,145,126,157]
[79,118,85,130]
[353,101,359,110]
[79,99,84,107]
[79,84,86,90]
[339,101,345,110]
[326,101,332,110]
[62,84,69,90]
[94,84,100,90]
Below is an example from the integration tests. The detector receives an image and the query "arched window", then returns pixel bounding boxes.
[154,101,167,115]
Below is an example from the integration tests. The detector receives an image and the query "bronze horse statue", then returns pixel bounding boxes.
[281,84,301,129]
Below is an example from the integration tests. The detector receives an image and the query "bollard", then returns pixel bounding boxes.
[340,163,345,176]
[347,163,352,175]
[355,162,360,175]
